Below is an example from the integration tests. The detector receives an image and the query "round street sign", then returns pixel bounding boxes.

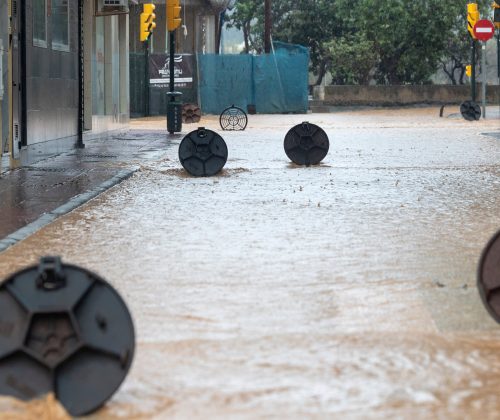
[473,19,495,42]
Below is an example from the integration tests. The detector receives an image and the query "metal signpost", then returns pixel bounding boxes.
[473,19,495,118]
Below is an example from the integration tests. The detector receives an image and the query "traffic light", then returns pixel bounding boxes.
[466,65,472,77]
[467,3,480,38]
[140,3,156,42]
[167,0,182,32]
[493,0,500,29]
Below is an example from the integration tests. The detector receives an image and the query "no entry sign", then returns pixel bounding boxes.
[473,19,495,42]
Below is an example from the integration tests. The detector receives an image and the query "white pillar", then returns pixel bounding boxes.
[104,15,115,117]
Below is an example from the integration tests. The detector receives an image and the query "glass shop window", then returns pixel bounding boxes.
[33,0,47,48]
[52,0,69,51]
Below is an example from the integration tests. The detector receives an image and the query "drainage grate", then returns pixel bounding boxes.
[69,154,118,159]
[24,167,73,173]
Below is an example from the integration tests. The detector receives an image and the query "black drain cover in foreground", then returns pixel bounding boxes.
[284,122,329,166]
[179,127,228,177]
[478,230,500,323]
[0,256,135,416]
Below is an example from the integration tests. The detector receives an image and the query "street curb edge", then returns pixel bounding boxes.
[0,167,139,254]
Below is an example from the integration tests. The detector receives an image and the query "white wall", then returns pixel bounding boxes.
[89,11,129,135]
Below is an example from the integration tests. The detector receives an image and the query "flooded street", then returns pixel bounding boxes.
[0,108,500,418]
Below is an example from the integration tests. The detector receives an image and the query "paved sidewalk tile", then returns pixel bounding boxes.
[0,127,172,241]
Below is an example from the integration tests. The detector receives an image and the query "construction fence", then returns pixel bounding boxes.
[130,42,309,117]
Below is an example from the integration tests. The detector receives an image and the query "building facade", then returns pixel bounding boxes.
[130,0,220,56]
[129,0,221,116]
[0,0,130,169]
[0,0,8,165]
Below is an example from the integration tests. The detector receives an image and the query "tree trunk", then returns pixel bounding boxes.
[315,68,325,86]
[243,23,250,54]
[451,64,464,86]
[442,62,455,85]
[315,59,328,86]
[264,0,272,54]
[215,14,220,54]
[459,67,466,85]
[450,70,457,85]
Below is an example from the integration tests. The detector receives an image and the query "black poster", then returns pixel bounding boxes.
[149,54,194,89]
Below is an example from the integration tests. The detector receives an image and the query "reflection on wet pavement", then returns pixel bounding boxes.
[0,109,499,418]
[0,130,173,240]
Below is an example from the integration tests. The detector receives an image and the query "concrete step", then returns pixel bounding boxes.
[308,100,325,107]
[309,99,334,113]
[309,105,334,113]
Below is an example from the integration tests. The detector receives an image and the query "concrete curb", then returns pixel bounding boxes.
[0,167,139,253]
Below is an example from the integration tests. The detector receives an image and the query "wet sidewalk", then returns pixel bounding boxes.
[0,125,175,249]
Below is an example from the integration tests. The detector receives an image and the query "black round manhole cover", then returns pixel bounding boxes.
[0,256,135,416]
[178,127,228,177]
[220,105,248,131]
[478,230,500,323]
[460,100,481,121]
[284,122,329,166]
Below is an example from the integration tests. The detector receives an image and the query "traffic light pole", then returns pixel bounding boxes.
[481,43,486,118]
[166,0,182,134]
[77,0,84,148]
[140,3,156,117]
[169,31,175,97]
[497,32,500,79]
[471,39,477,102]
[461,3,484,121]
[497,33,500,116]
[166,31,182,134]
[145,38,150,117]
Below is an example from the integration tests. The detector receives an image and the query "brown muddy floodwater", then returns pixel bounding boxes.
[0,109,500,419]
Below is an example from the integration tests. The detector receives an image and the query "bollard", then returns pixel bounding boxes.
[167,92,183,134]
[0,256,135,416]
[478,230,500,322]
[178,127,228,177]
[284,122,329,166]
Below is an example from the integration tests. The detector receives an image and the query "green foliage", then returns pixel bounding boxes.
[325,34,378,85]
[271,0,339,73]
[439,0,491,85]
[355,0,460,84]
[225,0,262,53]
[226,0,495,85]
